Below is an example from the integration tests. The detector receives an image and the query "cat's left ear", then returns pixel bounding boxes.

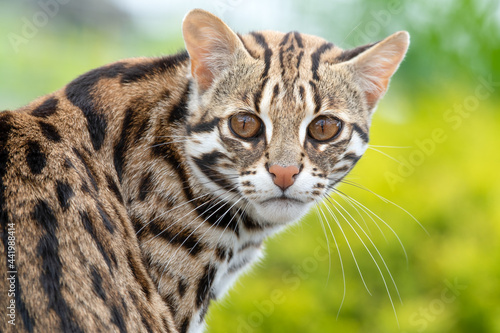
[182,9,248,92]
[343,31,409,109]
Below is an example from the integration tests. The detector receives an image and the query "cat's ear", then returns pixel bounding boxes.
[343,31,409,109]
[182,9,246,92]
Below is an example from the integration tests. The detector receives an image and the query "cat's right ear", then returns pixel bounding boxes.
[182,9,246,92]
[341,31,410,110]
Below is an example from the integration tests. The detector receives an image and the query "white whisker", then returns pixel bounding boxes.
[340,180,429,235]
[316,204,346,319]
[321,197,372,296]
[325,196,400,327]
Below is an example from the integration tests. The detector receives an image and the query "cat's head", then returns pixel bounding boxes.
[181,9,409,225]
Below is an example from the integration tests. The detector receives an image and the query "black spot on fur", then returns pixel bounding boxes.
[106,174,124,204]
[228,257,251,274]
[121,297,129,316]
[26,141,46,174]
[299,85,306,101]
[136,116,151,143]
[73,148,99,192]
[167,87,189,125]
[141,316,154,333]
[110,305,128,333]
[343,152,361,163]
[91,265,107,301]
[80,211,114,274]
[196,264,216,308]
[56,180,74,211]
[162,293,178,318]
[31,97,58,118]
[180,317,190,333]
[215,246,228,261]
[192,151,234,192]
[199,292,215,323]
[63,157,74,169]
[178,278,188,298]
[311,42,333,81]
[193,198,240,237]
[138,172,153,201]
[39,120,62,142]
[131,215,142,234]
[187,117,220,134]
[121,51,189,83]
[240,211,265,231]
[97,201,115,234]
[352,123,369,143]
[0,151,9,204]
[34,200,84,333]
[114,107,134,183]
[142,220,205,256]
[65,63,126,151]
[151,123,193,204]
[0,112,13,146]
[127,250,152,301]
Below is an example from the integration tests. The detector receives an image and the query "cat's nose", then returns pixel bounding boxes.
[268,165,300,191]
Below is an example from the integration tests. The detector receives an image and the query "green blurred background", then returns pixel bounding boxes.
[1,0,499,332]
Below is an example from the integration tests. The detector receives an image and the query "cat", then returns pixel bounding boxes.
[0,8,409,333]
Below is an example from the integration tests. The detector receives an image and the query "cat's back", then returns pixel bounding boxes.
[0,55,188,332]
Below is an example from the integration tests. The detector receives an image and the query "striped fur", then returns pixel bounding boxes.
[0,9,408,333]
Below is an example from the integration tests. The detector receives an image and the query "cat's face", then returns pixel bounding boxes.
[182,10,409,226]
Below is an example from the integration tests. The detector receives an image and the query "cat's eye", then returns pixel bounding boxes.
[307,116,342,142]
[229,113,262,139]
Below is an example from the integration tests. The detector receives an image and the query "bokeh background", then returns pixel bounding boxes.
[1,0,499,332]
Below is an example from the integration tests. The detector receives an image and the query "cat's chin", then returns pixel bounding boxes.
[250,198,313,225]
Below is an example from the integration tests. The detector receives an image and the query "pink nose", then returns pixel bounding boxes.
[268,165,300,191]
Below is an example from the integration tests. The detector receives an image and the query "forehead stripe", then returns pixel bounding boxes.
[279,31,292,46]
[293,31,304,48]
[237,33,259,59]
[308,80,322,114]
[253,77,269,114]
[311,42,333,81]
[250,32,273,79]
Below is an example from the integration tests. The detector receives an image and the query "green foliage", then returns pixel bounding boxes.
[1,1,498,332]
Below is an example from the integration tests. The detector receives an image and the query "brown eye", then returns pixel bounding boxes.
[229,113,262,139]
[307,116,342,141]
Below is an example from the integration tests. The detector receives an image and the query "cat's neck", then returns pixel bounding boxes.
[90,53,281,328]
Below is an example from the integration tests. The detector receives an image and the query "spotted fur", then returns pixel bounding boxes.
[0,9,409,333]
